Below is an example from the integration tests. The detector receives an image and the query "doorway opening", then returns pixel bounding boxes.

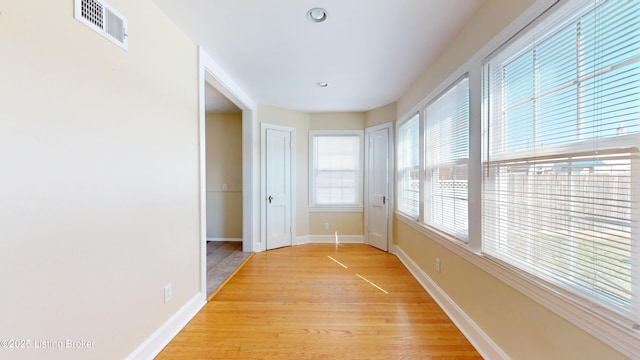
[199,48,258,299]
[203,90,251,296]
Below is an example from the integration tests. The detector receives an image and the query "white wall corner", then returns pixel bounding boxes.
[295,235,311,246]
[125,293,206,360]
[393,245,511,360]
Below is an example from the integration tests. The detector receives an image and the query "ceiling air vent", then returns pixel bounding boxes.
[74,0,128,50]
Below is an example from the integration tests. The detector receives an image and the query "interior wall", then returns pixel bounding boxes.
[257,105,311,238]
[394,0,626,358]
[309,112,365,131]
[308,112,365,237]
[308,212,363,236]
[399,0,538,117]
[365,102,397,128]
[257,108,369,240]
[0,1,200,359]
[205,113,243,240]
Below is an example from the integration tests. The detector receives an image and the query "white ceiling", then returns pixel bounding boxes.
[154,0,484,113]
[205,82,241,113]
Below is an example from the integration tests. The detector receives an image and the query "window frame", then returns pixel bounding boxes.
[396,114,420,219]
[392,0,640,356]
[482,0,639,324]
[423,75,470,242]
[308,130,364,211]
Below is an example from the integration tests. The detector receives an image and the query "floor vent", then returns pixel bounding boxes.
[75,0,128,50]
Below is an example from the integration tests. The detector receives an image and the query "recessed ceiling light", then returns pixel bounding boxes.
[307,8,328,23]
[317,82,328,87]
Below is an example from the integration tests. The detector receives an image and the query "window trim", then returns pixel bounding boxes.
[396,113,420,219]
[394,0,640,357]
[483,0,639,323]
[308,130,364,210]
[422,75,470,242]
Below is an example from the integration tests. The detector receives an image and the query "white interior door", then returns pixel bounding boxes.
[366,125,391,251]
[265,127,292,250]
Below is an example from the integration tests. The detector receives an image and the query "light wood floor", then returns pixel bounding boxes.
[157,244,481,359]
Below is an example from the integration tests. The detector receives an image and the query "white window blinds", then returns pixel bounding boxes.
[397,114,420,218]
[425,77,470,240]
[483,0,640,322]
[310,132,363,206]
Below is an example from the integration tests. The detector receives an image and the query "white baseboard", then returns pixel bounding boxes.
[393,245,510,360]
[206,237,242,242]
[295,234,364,245]
[126,293,206,360]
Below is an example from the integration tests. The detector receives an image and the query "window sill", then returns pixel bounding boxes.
[395,212,640,358]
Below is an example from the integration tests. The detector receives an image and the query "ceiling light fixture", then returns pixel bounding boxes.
[317,82,328,87]
[307,8,328,23]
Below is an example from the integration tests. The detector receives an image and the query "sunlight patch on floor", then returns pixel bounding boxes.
[356,273,389,294]
[327,255,348,269]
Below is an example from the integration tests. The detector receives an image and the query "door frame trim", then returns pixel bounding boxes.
[199,48,258,299]
[364,122,394,251]
[260,123,296,251]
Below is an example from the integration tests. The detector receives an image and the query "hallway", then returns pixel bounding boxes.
[159,244,480,359]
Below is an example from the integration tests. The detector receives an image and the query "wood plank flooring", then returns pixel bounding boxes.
[157,244,481,359]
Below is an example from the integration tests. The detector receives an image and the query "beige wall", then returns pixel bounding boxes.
[399,0,539,117]
[310,112,366,236]
[309,112,364,130]
[0,1,200,359]
[309,212,363,235]
[365,102,397,128]
[205,113,243,239]
[258,105,311,236]
[259,109,367,238]
[396,221,625,359]
[394,0,625,358]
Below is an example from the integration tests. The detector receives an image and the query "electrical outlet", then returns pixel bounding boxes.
[436,258,441,273]
[324,223,329,230]
[222,183,228,191]
[164,283,172,303]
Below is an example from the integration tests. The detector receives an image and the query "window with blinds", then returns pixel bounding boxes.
[397,114,420,218]
[309,131,363,207]
[425,77,470,240]
[483,0,639,322]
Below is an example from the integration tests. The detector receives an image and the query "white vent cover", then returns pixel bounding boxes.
[74,0,128,50]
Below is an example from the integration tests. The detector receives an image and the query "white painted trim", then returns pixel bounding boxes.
[307,207,363,213]
[198,51,208,303]
[308,130,365,208]
[206,237,242,242]
[199,48,259,301]
[295,235,311,245]
[126,294,206,360]
[396,213,640,358]
[261,123,296,251]
[295,235,364,245]
[393,245,510,360]
[393,0,640,356]
[364,122,394,252]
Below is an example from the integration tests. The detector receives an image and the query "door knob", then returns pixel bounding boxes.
[268,195,273,204]
[383,196,386,204]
